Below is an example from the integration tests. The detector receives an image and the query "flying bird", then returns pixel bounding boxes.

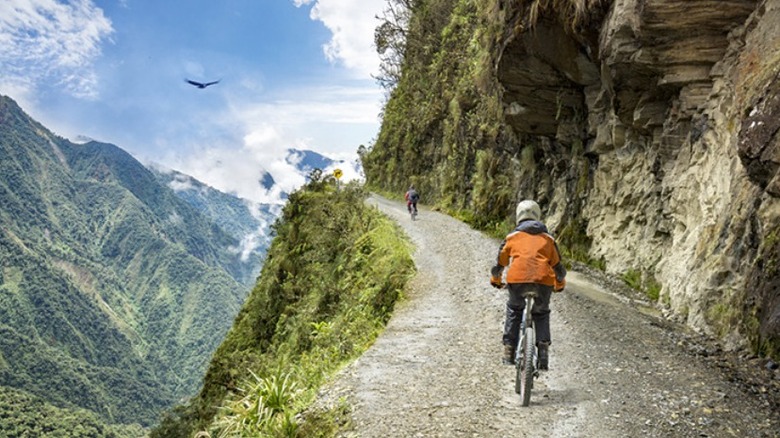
[185,79,220,89]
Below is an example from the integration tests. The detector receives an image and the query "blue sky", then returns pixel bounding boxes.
[0,0,386,203]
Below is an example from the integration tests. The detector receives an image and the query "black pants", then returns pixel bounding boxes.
[503,283,552,348]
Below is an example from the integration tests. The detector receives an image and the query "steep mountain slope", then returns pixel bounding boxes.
[0,95,254,427]
[363,0,779,359]
[150,166,277,285]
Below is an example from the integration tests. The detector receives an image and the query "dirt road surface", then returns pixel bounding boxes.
[314,196,779,437]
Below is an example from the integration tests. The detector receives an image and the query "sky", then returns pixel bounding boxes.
[0,0,387,204]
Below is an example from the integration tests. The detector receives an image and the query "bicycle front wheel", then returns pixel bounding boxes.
[516,327,535,406]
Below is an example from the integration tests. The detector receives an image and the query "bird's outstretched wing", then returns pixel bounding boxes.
[185,79,220,88]
[185,79,206,88]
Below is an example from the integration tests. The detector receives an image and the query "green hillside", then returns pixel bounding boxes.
[151,177,414,437]
[0,95,255,428]
[0,386,146,438]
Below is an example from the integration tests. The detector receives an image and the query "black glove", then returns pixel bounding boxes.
[490,276,504,289]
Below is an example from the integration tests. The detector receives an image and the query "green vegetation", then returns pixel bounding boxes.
[0,386,146,438]
[0,95,259,428]
[621,268,642,290]
[364,0,505,218]
[198,371,300,437]
[645,275,662,301]
[524,0,607,32]
[151,177,414,437]
[707,302,742,338]
[363,0,601,256]
[557,218,602,269]
[620,268,662,301]
[763,229,778,276]
[743,225,780,359]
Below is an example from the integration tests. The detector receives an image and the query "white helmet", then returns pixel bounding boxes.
[515,200,541,223]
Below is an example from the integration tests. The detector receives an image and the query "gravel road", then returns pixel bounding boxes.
[314,195,779,437]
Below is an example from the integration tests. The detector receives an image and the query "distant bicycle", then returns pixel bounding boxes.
[410,206,418,221]
[514,288,539,406]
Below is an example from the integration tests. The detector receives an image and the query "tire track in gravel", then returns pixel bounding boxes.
[316,195,779,438]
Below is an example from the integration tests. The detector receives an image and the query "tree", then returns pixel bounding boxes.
[374,0,415,90]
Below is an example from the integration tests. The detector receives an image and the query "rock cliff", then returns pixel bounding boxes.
[496,0,779,353]
[363,0,779,356]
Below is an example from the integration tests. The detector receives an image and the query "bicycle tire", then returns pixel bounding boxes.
[517,326,535,406]
[514,333,524,395]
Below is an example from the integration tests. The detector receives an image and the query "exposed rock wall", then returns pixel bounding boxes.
[496,0,779,351]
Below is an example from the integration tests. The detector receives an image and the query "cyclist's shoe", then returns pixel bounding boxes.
[537,342,550,370]
[502,344,515,365]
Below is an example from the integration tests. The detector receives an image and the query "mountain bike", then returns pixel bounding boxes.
[409,203,418,221]
[514,289,539,406]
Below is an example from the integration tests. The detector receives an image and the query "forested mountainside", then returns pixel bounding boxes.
[363,0,780,359]
[0,386,146,437]
[0,95,262,430]
[151,180,413,437]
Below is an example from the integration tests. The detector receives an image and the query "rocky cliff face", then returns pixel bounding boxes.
[496,0,779,352]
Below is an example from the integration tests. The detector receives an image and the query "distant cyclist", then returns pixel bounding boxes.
[405,185,419,215]
[490,200,566,370]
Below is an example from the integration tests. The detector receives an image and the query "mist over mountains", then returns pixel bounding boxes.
[0,94,350,429]
[148,165,277,285]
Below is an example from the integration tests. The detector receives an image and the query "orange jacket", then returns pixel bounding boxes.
[495,220,565,287]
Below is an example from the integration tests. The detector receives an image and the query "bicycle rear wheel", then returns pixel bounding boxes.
[516,326,535,406]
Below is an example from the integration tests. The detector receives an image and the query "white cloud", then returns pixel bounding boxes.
[292,0,385,77]
[229,231,268,262]
[0,0,113,99]
[168,174,205,194]
[164,84,378,205]
[233,85,382,130]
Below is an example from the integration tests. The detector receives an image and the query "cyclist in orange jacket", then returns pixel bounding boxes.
[490,200,566,369]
